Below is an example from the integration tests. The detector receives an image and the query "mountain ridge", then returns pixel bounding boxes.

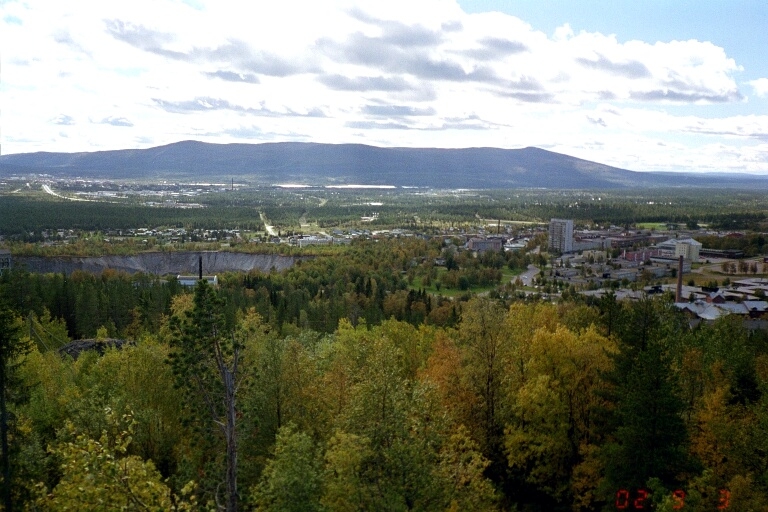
[2,140,767,189]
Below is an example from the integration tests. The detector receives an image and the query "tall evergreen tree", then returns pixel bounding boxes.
[600,299,692,496]
[169,281,243,512]
[0,306,27,512]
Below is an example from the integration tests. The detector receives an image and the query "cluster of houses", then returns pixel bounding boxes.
[675,299,768,326]
[673,278,768,325]
[582,279,768,327]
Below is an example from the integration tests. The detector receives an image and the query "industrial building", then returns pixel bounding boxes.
[467,237,503,253]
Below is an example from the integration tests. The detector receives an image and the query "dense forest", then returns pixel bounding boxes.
[2,188,768,240]
[0,237,766,511]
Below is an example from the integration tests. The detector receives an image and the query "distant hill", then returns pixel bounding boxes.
[2,140,767,189]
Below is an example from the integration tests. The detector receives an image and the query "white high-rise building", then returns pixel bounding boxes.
[673,239,702,262]
[549,219,574,253]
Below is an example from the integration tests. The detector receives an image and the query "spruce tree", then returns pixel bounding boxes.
[0,306,27,512]
[600,299,691,496]
[169,281,242,512]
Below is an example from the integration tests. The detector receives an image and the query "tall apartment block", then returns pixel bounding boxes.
[548,218,573,253]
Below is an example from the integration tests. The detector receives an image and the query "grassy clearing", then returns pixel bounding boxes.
[409,266,523,296]
[636,222,668,229]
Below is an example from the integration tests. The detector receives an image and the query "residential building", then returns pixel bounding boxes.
[548,219,573,253]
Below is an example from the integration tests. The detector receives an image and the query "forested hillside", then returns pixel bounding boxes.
[5,141,768,189]
[0,142,646,188]
[0,239,767,510]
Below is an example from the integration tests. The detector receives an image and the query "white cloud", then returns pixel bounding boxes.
[0,0,764,173]
[749,78,768,97]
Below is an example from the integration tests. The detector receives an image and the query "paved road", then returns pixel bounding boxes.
[42,183,89,202]
[516,264,540,285]
[259,212,278,236]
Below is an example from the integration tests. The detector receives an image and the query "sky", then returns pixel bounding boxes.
[2,0,768,174]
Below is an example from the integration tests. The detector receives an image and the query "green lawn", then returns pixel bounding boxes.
[409,266,523,296]
[636,222,667,229]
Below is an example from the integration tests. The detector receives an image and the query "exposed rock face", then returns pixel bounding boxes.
[16,251,303,275]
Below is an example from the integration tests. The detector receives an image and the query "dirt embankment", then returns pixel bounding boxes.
[15,251,304,276]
